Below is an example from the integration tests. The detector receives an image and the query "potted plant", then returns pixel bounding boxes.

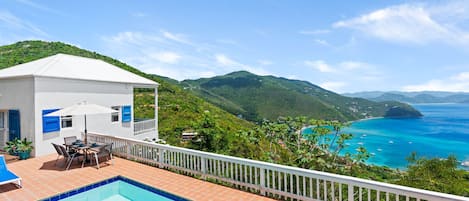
[4,138,21,156]
[16,138,33,160]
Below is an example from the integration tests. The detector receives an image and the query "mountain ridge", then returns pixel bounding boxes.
[344,91,469,104]
[182,71,422,122]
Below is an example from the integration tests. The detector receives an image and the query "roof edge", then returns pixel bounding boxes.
[33,75,159,86]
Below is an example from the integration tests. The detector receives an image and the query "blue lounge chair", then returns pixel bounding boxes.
[0,155,22,188]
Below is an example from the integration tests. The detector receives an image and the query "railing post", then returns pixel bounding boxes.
[348,184,354,201]
[201,156,207,179]
[158,148,165,168]
[260,167,266,195]
[126,141,131,159]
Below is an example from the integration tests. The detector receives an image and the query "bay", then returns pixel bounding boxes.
[341,103,469,169]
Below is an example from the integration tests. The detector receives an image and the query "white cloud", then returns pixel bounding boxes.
[101,31,200,80]
[320,81,347,92]
[215,54,238,66]
[149,51,181,64]
[305,60,377,74]
[287,75,298,80]
[313,39,330,46]
[244,66,272,76]
[299,29,330,35]
[301,59,385,92]
[452,72,469,81]
[197,71,218,78]
[15,0,64,16]
[333,3,469,44]
[340,61,370,70]
[102,31,272,80]
[145,65,216,81]
[0,10,48,37]
[214,54,271,75]
[161,30,191,45]
[216,39,238,45]
[104,31,163,45]
[304,60,336,73]
[402,71,469,92]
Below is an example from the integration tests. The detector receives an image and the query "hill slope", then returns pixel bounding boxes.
[0,40,253,147]
[182,71,422,122]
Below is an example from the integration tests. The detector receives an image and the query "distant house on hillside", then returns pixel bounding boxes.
[181,131,198,141]
[0,54,159,156]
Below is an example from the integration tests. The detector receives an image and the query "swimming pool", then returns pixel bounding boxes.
[41,176,190,201]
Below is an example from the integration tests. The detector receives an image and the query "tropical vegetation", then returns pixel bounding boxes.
[0,40,467,196]
[398,153,469,196]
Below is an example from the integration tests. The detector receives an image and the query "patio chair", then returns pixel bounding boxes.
[51,143,64,166]
[64,136,78,151]
[58,145,85,170]
[0,155,22,188]
[90,143,113,169]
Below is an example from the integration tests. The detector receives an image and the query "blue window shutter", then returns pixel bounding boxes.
[122,105,131,123]
[42,109,60,133]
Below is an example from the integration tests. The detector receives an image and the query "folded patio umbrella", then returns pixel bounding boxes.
[45,102,117,144]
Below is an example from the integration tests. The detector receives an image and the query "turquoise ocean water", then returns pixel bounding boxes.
[309,103,469,169]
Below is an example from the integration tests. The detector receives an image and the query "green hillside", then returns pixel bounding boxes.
[0,40,255,153]
[182,71,422,122]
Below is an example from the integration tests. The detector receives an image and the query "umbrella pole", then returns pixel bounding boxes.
[84,114,88,144]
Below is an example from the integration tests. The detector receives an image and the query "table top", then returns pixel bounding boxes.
[67,142,105,151]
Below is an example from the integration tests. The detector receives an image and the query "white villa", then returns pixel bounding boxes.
[0,54,159,156]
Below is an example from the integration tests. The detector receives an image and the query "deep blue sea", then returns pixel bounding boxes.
[308,103,469,169]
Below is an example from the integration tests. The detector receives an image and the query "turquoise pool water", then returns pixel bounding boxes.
[62,181,174,201]
[41,176,189,201]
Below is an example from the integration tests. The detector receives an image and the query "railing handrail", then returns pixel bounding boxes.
[134,119,156,124]
[88,132,469,201]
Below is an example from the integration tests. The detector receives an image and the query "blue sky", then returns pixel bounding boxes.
[1,0,469,93]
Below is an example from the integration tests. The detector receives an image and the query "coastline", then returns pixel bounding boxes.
[347,116,384,125]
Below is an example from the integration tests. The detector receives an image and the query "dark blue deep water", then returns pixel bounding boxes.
[306,103,469,169]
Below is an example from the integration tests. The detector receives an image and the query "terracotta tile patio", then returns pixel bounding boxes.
[0,154,275,201]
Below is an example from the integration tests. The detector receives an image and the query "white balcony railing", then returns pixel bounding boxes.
[86,132,469,201]
[133,119,156,135]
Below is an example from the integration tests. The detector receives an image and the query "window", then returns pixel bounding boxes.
[61,115,73,128]
[0,112,4,128]
[43,109,60,133]
[111,106,120,122]
[122,105,131,123]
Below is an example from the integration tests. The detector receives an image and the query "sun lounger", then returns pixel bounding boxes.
[0,155,22,188]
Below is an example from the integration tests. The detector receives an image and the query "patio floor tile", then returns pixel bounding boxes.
[0,154,274,201]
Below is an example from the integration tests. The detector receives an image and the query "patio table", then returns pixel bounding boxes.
[70,143,105,165]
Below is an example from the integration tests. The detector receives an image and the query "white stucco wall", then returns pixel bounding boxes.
[33,77,157,156]
[0,75,158,157]
[0,77,35,149]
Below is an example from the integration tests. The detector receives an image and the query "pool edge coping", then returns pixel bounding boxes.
[39,175,191,201]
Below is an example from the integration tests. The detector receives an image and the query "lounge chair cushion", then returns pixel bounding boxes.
[0,155,21,187]
[0,171,20,185]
